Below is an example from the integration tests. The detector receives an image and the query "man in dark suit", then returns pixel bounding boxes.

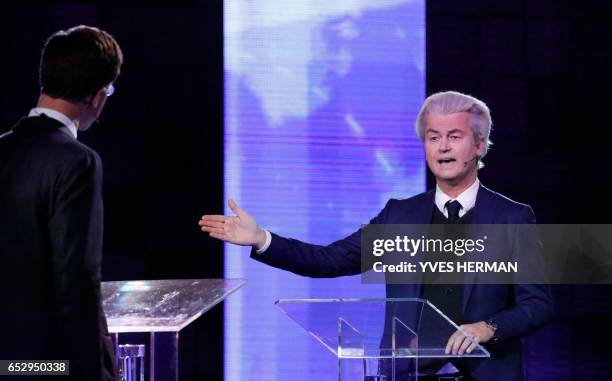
[0,25,123,380]
[199,91,552,380]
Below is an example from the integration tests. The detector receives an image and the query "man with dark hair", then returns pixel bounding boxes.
[0,25,123,380]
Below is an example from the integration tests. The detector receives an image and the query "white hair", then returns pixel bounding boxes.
[415,91,492,168]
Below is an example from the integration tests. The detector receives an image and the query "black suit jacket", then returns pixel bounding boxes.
[0,115,115,380]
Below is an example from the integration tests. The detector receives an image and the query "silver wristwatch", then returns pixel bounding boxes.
[485,319,499,342]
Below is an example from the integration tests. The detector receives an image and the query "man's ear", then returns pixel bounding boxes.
[476,138,485,155]
[90,88,107,108]
[475,138,483,147]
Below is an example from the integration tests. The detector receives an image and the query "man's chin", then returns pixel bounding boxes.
[78,122,94,132]
[432,170,459,181]
[434,173,462,185]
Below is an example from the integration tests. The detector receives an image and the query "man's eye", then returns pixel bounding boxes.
[450,135,461,140]
[429,136,439,142]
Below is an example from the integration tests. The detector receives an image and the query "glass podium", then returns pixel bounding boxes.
[102,279,245,381]
[276,298,490,381]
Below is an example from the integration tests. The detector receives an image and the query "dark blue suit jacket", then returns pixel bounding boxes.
[252,185,552,381]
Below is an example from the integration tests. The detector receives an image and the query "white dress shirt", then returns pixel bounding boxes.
[28,107,78,139]
[434,178,480,218]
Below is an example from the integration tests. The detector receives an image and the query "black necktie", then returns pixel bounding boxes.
[445,200,462,223]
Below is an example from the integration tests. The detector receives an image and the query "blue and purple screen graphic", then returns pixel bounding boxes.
[224,1,425,379]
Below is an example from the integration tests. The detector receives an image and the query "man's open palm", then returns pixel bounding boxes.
[199,199,266,248]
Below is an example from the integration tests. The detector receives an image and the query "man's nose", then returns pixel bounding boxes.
[439,137,451,152]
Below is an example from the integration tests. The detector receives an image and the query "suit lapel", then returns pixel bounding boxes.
[463,185,496,312]
[471,185,496,225]
[414,189,435,224]
[409,190,435,298]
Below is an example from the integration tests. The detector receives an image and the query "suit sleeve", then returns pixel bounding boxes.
[48,150,110,381]
[489,205,553,341]
[250,199,394,278]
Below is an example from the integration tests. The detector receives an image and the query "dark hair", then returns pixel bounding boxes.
[39,25,123,101]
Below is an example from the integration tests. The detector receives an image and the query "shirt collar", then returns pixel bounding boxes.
[28,107,78,139]
[435,178,480,218]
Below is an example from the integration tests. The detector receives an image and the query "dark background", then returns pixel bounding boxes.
[1,0,612,379]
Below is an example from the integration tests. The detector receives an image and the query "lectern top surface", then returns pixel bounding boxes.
[102,278,246,333]
[276,298,490,359]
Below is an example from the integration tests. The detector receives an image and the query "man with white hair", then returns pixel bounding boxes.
[200,91,552,380]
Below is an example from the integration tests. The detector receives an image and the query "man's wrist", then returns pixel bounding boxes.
[485,319,499,342]
[254,228,271,253]
[254,228,266,249]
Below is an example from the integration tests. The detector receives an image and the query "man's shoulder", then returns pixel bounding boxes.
[3,116,101,174]
[479,185,531,211]
[477,185,535,223]
[54,135,100,162]
[21,116,100,161]
[378,189,435,221]
[387,189,435,209]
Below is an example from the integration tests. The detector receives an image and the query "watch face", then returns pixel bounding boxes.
[486,319,498,331]
[486,320,499,342]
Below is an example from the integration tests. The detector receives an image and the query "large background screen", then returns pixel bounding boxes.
[224,1,425,379]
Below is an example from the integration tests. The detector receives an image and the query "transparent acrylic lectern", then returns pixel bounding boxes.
[276,298,490,381]
[102,279,245,381]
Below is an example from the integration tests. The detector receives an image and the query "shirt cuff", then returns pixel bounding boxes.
[254,229,272,254]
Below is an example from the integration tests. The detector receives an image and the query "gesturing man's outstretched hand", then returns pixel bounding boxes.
[199,199,267,249]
